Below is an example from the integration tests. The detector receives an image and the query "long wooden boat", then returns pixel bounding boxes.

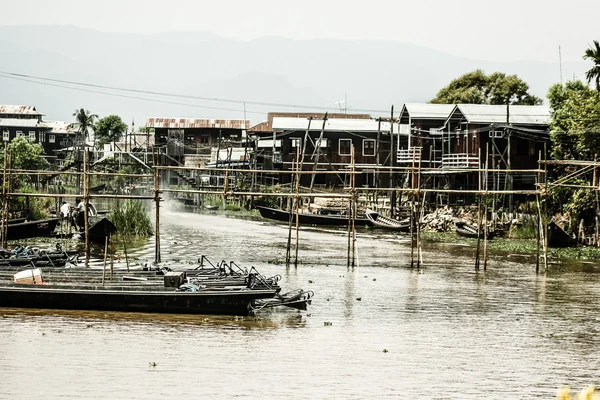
[256,206,371,227]
[547,221,576,248]
[4,218,59,241]
[0,285,279,316]
[454,221,494,239]
[364,209,411,232]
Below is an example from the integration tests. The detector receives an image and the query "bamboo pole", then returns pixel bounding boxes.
[351,146,357,268]
[483,143,489,271]
[83,149,90,268]
[409,154,415,269]
[122,234,130,272]
[102,234,108,285]
[475,149,482,271]
[153,146,161,263]
[110,234,114,281]
[1,146,7,249]
[416,157,422,269]
[285,149,299,266]
[294,146,301,268]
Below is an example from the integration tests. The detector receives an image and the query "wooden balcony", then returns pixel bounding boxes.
[441,153,479,169]
[397,147,422,164]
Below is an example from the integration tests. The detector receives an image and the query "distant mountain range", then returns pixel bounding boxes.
[0,25,589,125]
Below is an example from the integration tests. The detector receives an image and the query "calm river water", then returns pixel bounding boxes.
[1,207,599,399]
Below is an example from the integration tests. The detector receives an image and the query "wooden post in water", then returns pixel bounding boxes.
[475,149,482,270]
[153,148,161,263]
[483,144,489,270]
[416,157,422,269]
[110,234,114,281]
[594,155,599,247]
[83,149,90,268]
[1,146,7,249]
[351,146,357,267]
[294,146,302,267]
[102,234,108,285]
[409,156,415,268]
[286,147,299,266]
[536,151,541,272]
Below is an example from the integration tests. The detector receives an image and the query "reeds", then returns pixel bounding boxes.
[108,199,153,237]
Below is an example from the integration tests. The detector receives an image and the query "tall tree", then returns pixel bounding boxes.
[71,108,98,142]
[583,40,600,92]
[548,80,600,161]
[430,69,543,105]
[94,115,128,146]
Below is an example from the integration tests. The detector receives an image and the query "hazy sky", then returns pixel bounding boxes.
[1,0,598,64]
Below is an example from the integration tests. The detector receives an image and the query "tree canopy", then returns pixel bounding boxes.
[430,69,543,105]
[583,40,600,92]
[548,80,600,161]
[94,115,128,145]
[4,136,49,171]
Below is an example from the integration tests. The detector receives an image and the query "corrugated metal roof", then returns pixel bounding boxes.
[272,117,397,132]
[146,118,250,129]
[0,105,43,115]
[0,118,42,128]
[400,103,455,120]
[43,120,74,134]
[451,104,551,125]
[248,121,271,132]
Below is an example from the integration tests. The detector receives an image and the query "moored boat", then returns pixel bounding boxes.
[0,285,279,316]
[364,209,411,232]
[256,206,370,227]
[454,220,494,239]
[4,218,59,241]
[547,221,577,248]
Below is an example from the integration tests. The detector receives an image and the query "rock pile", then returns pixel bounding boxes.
[420,206,456,232]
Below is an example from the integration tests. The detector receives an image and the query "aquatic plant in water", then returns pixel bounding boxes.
[109,200,153,237]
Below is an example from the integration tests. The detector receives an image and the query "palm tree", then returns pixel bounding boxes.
[72,108,98,142]
[71,108,97,190]
[583,40,600,92]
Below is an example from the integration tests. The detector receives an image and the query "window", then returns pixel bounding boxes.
[291,138,301,148]
[363,139,376,156]
[39,133,46,143]
[2,131,8,141]
[339,139,352,156]
[16,131,23,137]
[29,131,36,141]
[49,134,55,143]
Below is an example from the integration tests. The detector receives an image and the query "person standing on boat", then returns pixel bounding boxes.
[60,201,71,219]
[73,198,85,232]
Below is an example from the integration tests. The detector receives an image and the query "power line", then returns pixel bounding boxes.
[0,72,266,115]
[0,70,390,114]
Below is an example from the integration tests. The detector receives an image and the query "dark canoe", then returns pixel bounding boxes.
[364,209,411,232]
[0,286,279,316]
[455,221,494,239]
[547,221,576,248]
[89,184,106,193]
[85,217,117,244]
[256,206,371,227]
[5,218,59,241]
